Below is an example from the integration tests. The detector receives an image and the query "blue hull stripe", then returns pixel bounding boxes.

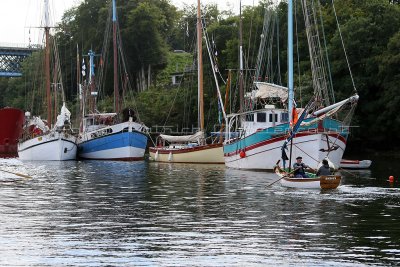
[78,131,148,154]
[224,117,347,154]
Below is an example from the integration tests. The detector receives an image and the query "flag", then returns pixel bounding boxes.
[81,59,86,77]
[212,36,218,56]
[290,99,298,127]
[292,107,298,126]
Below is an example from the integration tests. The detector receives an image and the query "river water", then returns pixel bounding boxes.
[0,153,399,266]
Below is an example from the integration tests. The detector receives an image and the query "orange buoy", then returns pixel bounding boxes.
[389,176,394,183]
[239,150,246,158]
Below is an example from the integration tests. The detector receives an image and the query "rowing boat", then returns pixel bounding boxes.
[273,165,341,189]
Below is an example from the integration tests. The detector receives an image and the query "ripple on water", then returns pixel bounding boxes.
[0,159,399,266]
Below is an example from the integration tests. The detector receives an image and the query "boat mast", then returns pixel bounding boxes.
[288,0,294,170]
[197,0,204,132]
[288,0,294,124]
[88,50,96,113]
[44,0,51,127]
[239,0,244,116]
[112,0,120,114]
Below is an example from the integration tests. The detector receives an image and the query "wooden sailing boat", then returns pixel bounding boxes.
[18,0,77,161]
[223,0,359,170]
[149,0,224,164]
[77,0,148,161]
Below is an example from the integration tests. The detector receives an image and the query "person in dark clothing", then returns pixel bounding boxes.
[317,159,333,176]
[293,156,312,178]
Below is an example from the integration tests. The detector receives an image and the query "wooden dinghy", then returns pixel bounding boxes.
[273,165,341,190]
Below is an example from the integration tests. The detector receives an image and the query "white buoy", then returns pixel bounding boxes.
[168,152,173,161]
[155,150,159,160]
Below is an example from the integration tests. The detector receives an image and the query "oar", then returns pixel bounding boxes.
[0,169,32,179]
[265,160,299,188]
[338,167,359,177]
[265,176,286,188]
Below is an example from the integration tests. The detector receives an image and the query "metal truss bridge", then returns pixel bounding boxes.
[0,43,41,77]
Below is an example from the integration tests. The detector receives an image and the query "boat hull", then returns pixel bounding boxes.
[78,131,148,161]
[280,176,341,189]
[224,119,346,170]
[273,164,341,189]
[149,143,224,164]
[340,159,372,169]
[0,108,25,158]
[18,132,77,161]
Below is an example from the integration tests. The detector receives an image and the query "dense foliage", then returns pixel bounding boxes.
[0,0,399,148]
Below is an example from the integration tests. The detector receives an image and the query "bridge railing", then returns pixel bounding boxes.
[0,42,42,50]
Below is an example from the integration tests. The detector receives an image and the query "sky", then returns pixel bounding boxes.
[0,0,259,45]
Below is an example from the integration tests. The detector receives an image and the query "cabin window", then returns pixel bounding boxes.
[257,112,266,122]
[281,113,289,122]
[245,114,254,122]
[269,113,278,122]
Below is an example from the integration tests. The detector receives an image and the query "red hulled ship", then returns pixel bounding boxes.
[0,107,25,158]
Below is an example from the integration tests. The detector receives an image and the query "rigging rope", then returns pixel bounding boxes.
[317,1,335,103]
[294,0,303,107]
[332,0,357,93]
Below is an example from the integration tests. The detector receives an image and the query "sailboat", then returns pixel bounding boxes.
[148,0,225,164]
[223,0,359,170]
[18,0,77,161]
[77,0,148,161]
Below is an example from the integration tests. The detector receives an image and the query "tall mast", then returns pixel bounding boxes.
[76,44,83,131]
[197,0,204,132]
[44,0,51,126]
[288,0,294,125]
[88,50,96,113]
[239,0,244,115]
[112,0,120,114]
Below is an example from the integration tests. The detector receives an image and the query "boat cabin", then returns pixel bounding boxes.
[242,105,289,135]
[82,113,117,133]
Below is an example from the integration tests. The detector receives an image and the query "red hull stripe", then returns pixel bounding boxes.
[340,160,360,164]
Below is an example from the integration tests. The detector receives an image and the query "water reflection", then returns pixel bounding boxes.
[0,158,399,266]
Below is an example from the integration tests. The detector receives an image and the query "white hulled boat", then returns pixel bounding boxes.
[223,0,359,170]
[18,0,77,161]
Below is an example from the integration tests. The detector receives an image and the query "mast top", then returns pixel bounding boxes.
[112,0,117,22]
[44,0,50,28]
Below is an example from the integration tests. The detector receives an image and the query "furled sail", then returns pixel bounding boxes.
[159,131,204,143]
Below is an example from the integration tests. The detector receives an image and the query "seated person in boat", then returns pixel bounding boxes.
[293,156,311,178]
[316,159,333,176]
